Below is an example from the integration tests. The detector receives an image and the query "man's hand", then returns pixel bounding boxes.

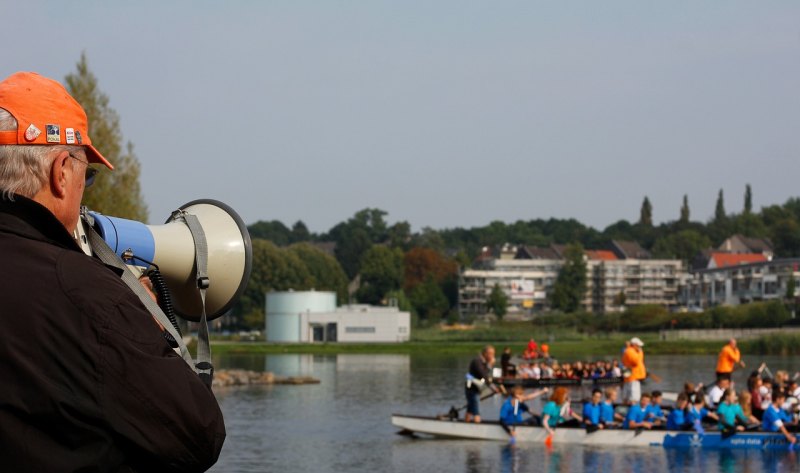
[139,276,158,303]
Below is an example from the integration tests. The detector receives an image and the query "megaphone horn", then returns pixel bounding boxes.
[87,199,253,321]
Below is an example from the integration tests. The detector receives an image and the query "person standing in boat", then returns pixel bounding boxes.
[464,345,498,423]
[622,337,647,404]
[716,338,745,382]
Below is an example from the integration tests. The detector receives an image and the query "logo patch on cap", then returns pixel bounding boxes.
[75,131,82,144]
[24,124,41,141]
[65,128,75,144]
[46,124,60,143]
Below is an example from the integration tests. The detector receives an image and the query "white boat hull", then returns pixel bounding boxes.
[391,414,793,450]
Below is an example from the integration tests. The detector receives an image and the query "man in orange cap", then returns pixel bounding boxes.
[0,72,224,471]
[622,337,647,404]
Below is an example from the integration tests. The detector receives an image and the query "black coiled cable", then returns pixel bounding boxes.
[147,268,182,345]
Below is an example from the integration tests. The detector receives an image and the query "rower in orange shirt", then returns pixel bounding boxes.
[716,338,745,381]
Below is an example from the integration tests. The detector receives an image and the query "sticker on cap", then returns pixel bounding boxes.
[46,125,60,143]
[65,128,75,144]
[24,124,41,141]
[75,131,82,144]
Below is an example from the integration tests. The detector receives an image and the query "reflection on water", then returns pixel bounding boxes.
[209,354,800,473]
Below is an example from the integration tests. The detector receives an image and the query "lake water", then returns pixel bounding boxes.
[208,353,800,473]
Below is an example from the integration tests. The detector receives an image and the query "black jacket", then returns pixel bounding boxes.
[0,195,225,472]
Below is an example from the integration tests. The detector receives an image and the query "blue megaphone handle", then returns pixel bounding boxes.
[90,212,156,266]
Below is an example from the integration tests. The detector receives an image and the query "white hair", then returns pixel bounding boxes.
[0,108,82,199]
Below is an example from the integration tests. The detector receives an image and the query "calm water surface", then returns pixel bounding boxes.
[208,353,800,473]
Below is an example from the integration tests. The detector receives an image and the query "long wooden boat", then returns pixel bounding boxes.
[392,414,794,450]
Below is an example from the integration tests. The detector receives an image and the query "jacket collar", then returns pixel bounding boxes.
[0,193,82,252]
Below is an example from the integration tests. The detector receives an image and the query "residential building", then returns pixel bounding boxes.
[682,258,800,308]
[458,242,684,317]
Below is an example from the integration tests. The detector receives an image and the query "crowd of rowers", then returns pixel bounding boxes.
[464,340,800,445]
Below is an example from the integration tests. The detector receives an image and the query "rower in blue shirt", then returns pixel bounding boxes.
[582,389,604,431]
[600,387,623,427]
[624,393,653,430]
[644,391,666,427]
[762,391,797,445]
[666,393,692,430]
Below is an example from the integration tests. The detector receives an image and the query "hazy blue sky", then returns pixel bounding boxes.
[3,1,799,233]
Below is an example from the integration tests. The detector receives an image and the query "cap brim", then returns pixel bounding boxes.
[85,144,113,170]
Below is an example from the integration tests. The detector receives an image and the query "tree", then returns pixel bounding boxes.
[770,218,800,257]
[744,184,753,214]
[714,189,726,223]
[327,208,391,278]
[486,283,508,319]
[356,246,404,305]
[409,275,450,322]
[66,53,147,221]
[290,220,311,243]
[639,197,653,227]
[550,243,587,313]
[248,220,291,246]
[403,247,458,292]
[333,226,372,279]
[787,274,796,301]
[288,243,348,303]
[680,195,690,224]
[652,230,712,262]
[236,239,314,329]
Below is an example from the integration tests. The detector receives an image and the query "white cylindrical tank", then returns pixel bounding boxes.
[266,291,336,342]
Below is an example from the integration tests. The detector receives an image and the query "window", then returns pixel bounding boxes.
[345,326,376,334]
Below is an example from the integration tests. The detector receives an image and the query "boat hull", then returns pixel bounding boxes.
[391,415,793,450]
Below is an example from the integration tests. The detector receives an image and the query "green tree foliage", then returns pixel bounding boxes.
[770,218,800,257]
[639,196,653,227]
[236,239,313,329]
[787,274,796,301]
[290,220,311,243]
[486,283,508,319]
[744,184,753,214]
[356,246,404,304]
[66,53,147,221]
[715,189,727,222]
[409,275,450,322]
[327,208,390,278]
[248,220,291,245]
[550,243,587,313]
[652,230,711,262]
[287,243,348,303]
[386,221,412,249]
[680,195,690,224]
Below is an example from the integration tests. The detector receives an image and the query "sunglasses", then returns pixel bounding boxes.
[67,153,100,187]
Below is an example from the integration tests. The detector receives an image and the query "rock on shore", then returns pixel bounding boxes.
[213,369,320,388]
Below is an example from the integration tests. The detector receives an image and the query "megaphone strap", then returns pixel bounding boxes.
[178,212,214,387]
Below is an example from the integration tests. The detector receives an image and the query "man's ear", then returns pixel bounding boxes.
[50,151,69,199]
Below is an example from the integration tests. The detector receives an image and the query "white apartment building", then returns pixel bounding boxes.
[459,242,685,317]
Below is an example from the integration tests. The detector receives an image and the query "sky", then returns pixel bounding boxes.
[3,1,799,233]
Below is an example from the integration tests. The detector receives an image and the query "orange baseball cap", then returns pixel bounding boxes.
[0,72,113,169]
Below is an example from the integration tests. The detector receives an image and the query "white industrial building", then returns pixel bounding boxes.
[266,291,411,343]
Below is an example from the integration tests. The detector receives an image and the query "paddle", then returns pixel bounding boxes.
[440,390,498,420]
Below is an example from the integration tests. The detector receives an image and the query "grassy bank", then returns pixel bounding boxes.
[208,322,800,357]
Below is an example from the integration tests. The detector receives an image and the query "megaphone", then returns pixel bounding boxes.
[76,199,253,321]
